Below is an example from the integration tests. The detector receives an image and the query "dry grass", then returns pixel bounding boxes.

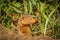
[0,24,60,40]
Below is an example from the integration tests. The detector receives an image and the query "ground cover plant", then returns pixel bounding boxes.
[0,0,60,39]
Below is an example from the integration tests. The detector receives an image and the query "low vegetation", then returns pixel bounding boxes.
[0,0,60,39]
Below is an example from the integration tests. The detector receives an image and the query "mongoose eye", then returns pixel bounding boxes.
[22,17,25,20]
[30,18,32,20]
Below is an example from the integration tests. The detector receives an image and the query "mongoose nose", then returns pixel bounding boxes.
[30,19,36,24]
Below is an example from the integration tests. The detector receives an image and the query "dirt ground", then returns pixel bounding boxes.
[0,24,60,40]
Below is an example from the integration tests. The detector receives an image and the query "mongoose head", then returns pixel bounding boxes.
[18,15,36,26]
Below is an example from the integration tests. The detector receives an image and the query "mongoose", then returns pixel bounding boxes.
[17,15,36,36]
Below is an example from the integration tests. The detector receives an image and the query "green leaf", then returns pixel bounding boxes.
[6,7,13,14]
[28,1,32,14]
[13,2,21,8]
[10,5,22,13]
[31,0,36,5]
[49,5,55,11]
[40,2,47,12]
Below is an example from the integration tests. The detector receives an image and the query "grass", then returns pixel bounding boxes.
[0,0,60,38]
[44,5,59,36]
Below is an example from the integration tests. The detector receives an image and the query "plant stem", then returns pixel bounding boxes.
[44,5,59,36]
